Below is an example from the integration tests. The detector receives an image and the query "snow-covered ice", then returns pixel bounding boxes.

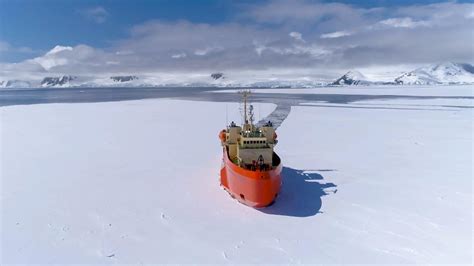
[1,91,472,264]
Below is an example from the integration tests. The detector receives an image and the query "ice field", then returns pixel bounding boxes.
[1,86,472,264]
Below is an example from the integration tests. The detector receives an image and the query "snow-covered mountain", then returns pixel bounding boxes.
[331,63,474,86]
[331,71,373,85]
[2,62,473,89]
[111,76,139,82]
[211,72,224,80]
[41,75,76,87]
[395,62,474,85]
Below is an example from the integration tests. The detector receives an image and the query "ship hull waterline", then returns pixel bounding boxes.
[220,147,282,208]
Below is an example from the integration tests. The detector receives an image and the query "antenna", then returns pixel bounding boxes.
[225,103,228,128]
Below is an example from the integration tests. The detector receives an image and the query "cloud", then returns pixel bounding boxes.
[32,45,75,70]
[130,2,472,69]
[171,52,187,59]
[194,46,223,56]
[378,17,429,28]
[80,6,109,24]
[289,32,305,42]
[45,45,73,56]
[112,20,285,69]
[244,0,368,27]
[257,42,331,58]
[25,45,110,72]
[320,30,352,39]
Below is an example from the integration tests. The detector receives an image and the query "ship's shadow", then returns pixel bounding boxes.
[259,167,337,217]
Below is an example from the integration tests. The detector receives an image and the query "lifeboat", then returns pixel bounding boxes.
[219,90,282,207]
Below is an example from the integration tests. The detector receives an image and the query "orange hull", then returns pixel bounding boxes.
[220,148,282,208]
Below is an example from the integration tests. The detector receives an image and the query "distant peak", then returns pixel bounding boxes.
[41,75,76,87]
[332,70,370,85]
[111,75,139,82]
[211,72,224,80]
[395,62,474,85]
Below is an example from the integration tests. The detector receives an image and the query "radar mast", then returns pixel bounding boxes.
[238,89,252,127]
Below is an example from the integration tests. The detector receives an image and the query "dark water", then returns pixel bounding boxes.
[1,87,472,128]
[1,86,471,107]
[0,87,214,106]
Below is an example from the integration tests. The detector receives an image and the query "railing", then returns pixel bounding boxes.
[239,144,270,149]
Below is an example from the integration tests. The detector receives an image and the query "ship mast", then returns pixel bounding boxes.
[244,91,248,124]
[239,89,251,126]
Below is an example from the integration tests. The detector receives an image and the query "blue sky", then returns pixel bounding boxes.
[0,0,473,76]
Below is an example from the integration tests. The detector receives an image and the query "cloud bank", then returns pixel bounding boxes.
[1,1,473,80]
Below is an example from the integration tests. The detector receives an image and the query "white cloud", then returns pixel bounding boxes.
[31,46,73,70]
[171,52,187,59]
[28,45,107,71]
[320,30,352,39]
[289,32,305,42]
[32,55,68,70]
[80,6,109,24]
[194,47,223,56]
[260,43,331,58]
[379,17,429,28]
[45,45,73,56]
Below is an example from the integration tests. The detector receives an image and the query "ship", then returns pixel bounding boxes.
[219,90,282,207]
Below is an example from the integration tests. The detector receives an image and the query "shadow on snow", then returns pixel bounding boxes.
[259,167,337,217]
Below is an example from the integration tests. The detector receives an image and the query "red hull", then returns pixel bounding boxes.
[220,148,282,207]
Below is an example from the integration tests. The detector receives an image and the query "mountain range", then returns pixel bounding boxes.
[1,62,473,88]
[332,62,474,86]
[394,62,474,85]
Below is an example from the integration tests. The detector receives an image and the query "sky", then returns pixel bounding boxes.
[0,0,473,79]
